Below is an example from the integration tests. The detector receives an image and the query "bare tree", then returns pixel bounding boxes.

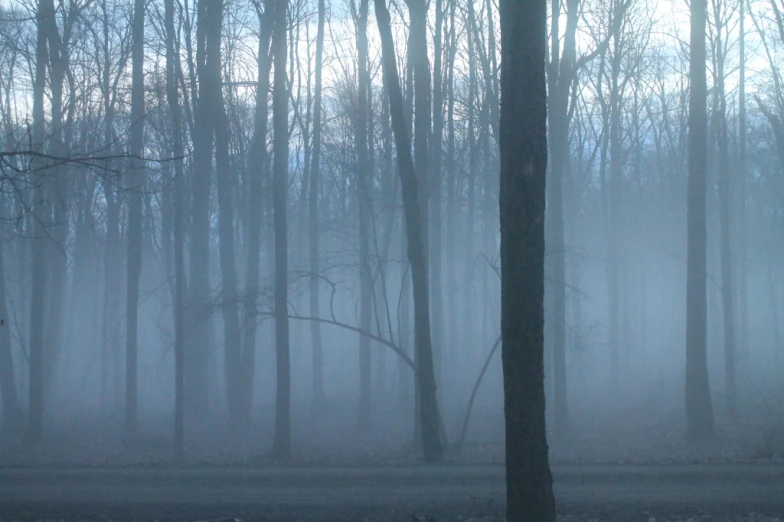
[125,0,145,442]
[24,0,51,447]
[685,0,715,442]
[272,0,291,461]
[309,0,326,409]
[498,0,556,518]
[164,0,185,461]
[374,0,443,463]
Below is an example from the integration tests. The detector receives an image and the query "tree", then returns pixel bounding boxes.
[709,0,736,410]
[188,0,214,419]
[25,0,51,447]
[272,0,291,461]
[125,0,145,443]
[498,0,556,518]
[0,222,22,434]
[353,0,373,430]
[685,0,715,441]
[242,0,273,424]
[164,0,185,462]
[309,0,326,410]
[374,0,443,463]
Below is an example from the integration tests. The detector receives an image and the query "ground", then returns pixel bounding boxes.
[1,464,783,521]
[2,395,784,521]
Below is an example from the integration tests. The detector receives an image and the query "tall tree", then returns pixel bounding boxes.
[498,0,556,518]
[164,0,186,461]
[430,0,445,391]
[25,0,52,446]
[710,0,736,410]
[309,0,326,409]
[188,0,213,419]
[685,0,715,441]
[353,0,373,429]
[125,0,145,443]
[374,0,443,462]
[242,0,273,424]
[272,0,291,460]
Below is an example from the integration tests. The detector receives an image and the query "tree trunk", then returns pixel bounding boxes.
[0,239,22,433]
[444,0,458,391]
[25,0,51,447]
[272,0,292,461]
[608,36,622,386]
[165,0,186,461]
[499,0,557,518]
[309,0,326,410]
[242,2,273,424]
[737,0,748,373]
[41,0,70,409]
[685,0,714,441]
[712,4,736,411]
[354,0,373,430]
[124,0,145,442]
[430,0,445,396]
[188,0,213,420]
[374,0,443,463]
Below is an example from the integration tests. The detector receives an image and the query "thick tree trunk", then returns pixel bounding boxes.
[499,0,556,518]
[374,0,443,463]
[272,0,292,461]
[685,0,714,441]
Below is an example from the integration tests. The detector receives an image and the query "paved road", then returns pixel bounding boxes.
[1,464,783,520]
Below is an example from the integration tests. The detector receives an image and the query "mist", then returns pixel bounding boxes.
[0,0,783,519]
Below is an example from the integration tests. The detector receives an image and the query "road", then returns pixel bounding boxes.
[1,464,783,520]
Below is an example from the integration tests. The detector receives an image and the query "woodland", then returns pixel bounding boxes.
[0,0,784,518]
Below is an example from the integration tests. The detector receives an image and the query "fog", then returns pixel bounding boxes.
[0,0,783,475]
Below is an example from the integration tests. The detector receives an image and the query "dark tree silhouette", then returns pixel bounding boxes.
[498,0,556,518]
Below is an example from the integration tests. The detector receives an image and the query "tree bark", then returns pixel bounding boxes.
[499,0,556,518]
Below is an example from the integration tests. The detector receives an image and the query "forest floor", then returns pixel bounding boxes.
[2,392,784,520]
[0,463,783,521]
